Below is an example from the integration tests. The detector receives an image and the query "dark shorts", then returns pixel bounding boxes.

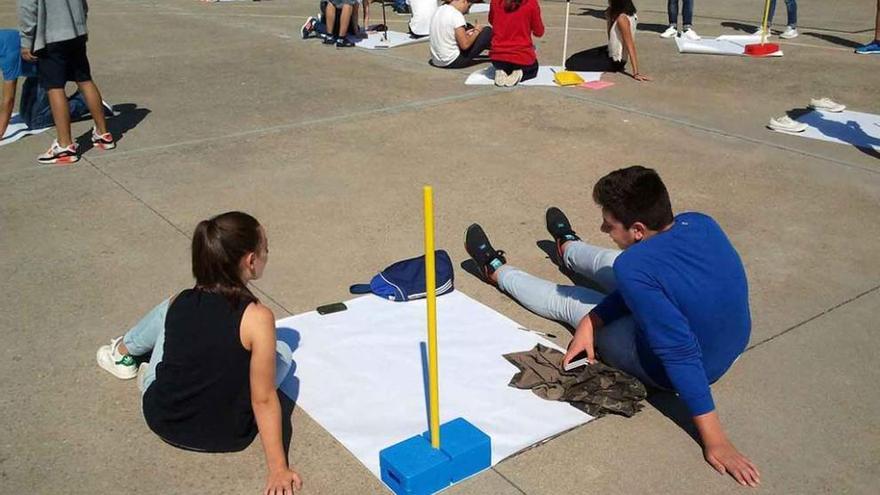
[37,35,92,89]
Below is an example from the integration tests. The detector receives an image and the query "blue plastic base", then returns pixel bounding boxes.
[379,418,492,495]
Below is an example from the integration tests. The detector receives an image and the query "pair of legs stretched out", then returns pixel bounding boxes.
[465,207,664,389]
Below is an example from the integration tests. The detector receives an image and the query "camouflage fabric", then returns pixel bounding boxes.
[503,344,647,418]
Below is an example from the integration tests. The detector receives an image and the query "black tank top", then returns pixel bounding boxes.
[142,289,258,452]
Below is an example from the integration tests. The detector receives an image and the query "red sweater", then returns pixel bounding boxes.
[489,0,545,66]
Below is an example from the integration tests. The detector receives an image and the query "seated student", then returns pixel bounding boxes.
[488,0,544,86]
[0,29,106,141]
[409,0,439,38]
[566,0,650,82]
[324,0,358,47]
[464,166,761,488]
[430,0,493,69]
[96,212,304,494]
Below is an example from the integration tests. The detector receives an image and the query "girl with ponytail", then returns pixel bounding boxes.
[96,212,303,494]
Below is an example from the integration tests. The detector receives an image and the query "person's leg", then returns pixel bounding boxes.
[495,265,605,329]
[119,299,171,393]
[682,0,694,29]
[594,316,666,389]
[456,27,493,64]
[47,89,73,146]
[667,0,679,26]
[325,2,337,38]
[765,0,777,26]
[565,45,619,71]
[561,240,622,293]
[785,0,797,27]
[75,81,108,135]
[521,61,539,82]
[338,4,353,37]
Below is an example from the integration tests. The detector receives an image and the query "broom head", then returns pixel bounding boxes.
[744,42,780,57]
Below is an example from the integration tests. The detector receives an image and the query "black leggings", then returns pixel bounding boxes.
[444,27,493,69]
[492,60,539,82]
[565,45,627,72]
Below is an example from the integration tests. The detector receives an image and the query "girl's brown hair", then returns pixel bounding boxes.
[191,211,262,306]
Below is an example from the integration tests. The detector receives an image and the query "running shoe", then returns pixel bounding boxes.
[96,336,138,380]
[780,26,798,39]
[546,207,581,259]
[301,16,317,39]
[37,140,78,165]
[681,28,701,41]
[91,128,116,150]
[768,116,808,133]
[855,40,880,55]
[464,224,506,281]
[809,98,846,113]
[660,25,678,39]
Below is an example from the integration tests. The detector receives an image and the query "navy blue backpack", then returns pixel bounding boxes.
[350,250,455,302]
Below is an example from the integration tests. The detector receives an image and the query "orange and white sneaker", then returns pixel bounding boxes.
[91,128,116,150]
[37,140,79,165]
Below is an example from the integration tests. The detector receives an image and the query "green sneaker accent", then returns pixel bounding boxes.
[116,354,136,367]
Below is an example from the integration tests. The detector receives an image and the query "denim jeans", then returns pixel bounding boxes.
[667,0,694,27]
[121,298,291,395]
[18,76,89,130]
[767,0,797,27]
[495,241,666,389]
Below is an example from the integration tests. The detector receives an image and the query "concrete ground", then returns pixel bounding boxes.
[1,0,879,493]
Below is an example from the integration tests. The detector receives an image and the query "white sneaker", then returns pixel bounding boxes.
[681,28,701,41]
[809,98,846,113]
[768,115,808,133]
[780,26,798,39]
[752,27,771,37]
[504,69,523,87]
[493,68,506,87]
[97,336,138,379]
[660,25,678,39]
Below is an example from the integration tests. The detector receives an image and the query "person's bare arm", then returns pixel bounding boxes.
[616,15,651,81]
[244,304,303,495]
[694,411,761,487]
[0,80,17,140]
[562,312,604,366]
[454,24,481,51]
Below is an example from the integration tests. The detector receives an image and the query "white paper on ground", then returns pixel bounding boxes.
[0,113,51,147]
[353,30,429,49]
[675,34,783,57]
[465,65,603,86]
[772,109,880,151]
[275,290,592,482]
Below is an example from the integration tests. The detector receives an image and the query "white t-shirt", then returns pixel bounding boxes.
[408,0,439,36]
[430,4,466,67]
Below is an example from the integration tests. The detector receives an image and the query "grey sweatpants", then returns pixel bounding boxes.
[496,241,665,389]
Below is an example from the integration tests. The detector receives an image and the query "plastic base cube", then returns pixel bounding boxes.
[379,418,491,495]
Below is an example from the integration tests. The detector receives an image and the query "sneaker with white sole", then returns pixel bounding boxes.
[37,140,78,165]
[752,27,771,37]
[494,68,507,87]
[809,98,846,113]
[855,40,880,54]
[768,115,808,133]
[504,69,523,87]
[660,25,678,38]
[97,336,138,379]
[301,16,317,39]
[780,26,798,39]
[681,28,701,41]
[91,128,116,150]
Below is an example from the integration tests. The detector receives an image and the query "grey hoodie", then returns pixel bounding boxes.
[19,0,89,53]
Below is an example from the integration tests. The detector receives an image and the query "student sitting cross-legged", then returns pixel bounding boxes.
[488,0,544,86]
[429,0,493,69]
[96,212,303,494]
[464,166,761,488]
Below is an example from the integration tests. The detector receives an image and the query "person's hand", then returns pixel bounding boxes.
[562,316,596,367]
[704,440,761,488]
[264,467,303,495]
[632,73,652,82]
[20,48,37,62]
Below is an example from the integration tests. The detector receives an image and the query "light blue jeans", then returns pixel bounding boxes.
[496,241,665,389]
[121,298,291,395]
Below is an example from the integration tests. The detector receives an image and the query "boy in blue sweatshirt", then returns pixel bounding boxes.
[465,166,760,488]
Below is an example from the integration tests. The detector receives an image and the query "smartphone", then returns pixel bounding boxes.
[563,350,590,372]
[316,302,347,315]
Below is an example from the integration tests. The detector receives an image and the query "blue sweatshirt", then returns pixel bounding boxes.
[591,212,751,416]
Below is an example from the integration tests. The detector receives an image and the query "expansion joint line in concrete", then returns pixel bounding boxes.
[492,467,529,495]
[89,90,494,160]
[550,89,880,176]
[79,154,296,317]
[744,284,880,353]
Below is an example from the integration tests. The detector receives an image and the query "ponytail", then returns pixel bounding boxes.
[191,211,262,307]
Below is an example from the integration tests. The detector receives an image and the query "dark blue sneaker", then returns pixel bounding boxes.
[855,40,880,54]
[545,207,581,259]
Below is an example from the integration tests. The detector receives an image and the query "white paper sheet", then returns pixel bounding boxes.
[1,113,51,147]
[465,65,603,86]
[275,291,592,484]
[675,34,783,57]
[352,30,429,49]
[469,3,490,13]
[772,109,880,151]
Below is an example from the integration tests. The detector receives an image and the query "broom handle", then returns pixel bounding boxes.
[561,0,571,67]
[760,0,771,45]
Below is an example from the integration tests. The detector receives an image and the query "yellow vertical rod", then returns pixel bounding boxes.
[423,185,441,449]
[760,0,772,45]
